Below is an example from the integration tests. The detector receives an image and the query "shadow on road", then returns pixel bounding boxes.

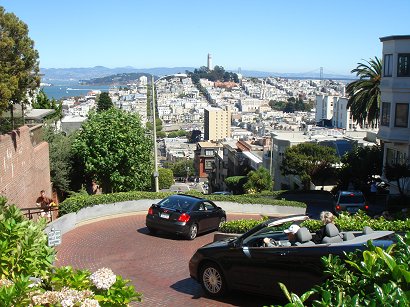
[170,278,281,306]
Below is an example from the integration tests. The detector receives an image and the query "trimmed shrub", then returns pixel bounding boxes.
[59,190,306,216]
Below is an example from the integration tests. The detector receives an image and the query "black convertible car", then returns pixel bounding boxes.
[146,194,226,240]
[189,215,395,298]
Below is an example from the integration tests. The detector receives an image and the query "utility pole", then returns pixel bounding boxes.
[151,76,159,192]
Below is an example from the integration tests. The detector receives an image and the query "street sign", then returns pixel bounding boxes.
[48,228,62,247]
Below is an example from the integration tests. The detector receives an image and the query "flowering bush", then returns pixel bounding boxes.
[0,197,143,306]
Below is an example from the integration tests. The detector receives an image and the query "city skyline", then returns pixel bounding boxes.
[1,0,408,75]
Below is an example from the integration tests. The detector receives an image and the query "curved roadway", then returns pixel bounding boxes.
[55,213,278,306]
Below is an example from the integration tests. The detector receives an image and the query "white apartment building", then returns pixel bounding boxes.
[332,97,353,130]
[315,95,335,124]
[378,35,410,195]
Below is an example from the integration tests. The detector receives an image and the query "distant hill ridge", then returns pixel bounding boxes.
[79,73,153,85]
[41,66,354,84]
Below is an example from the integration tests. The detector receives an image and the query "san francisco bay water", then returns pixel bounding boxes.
[42,85,111,100]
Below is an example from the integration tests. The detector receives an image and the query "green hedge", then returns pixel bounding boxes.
[58,190,306,216]
[220,211,410,234]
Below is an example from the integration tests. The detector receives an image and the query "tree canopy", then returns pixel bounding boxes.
[72,108,153,193]
[281,143,339,190]
[97,92,113,112]
[0,7,40,116]
[339,145,383,191]
[244,166,272,193]
[346,57,381,127]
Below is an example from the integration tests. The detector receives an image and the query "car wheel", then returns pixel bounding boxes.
[187,223,198,240]
[200,263,227,297]
[147,227,157,234]
[218,217,226,230]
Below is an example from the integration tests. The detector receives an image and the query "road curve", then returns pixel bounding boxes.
[55,212,281,306]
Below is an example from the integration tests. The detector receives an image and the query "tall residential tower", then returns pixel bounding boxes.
[204,106,231,141]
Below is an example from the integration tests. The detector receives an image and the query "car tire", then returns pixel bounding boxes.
[218,217,226,230]
[147,227,157,235]
[187,223,198,240]
[200,262,227,297]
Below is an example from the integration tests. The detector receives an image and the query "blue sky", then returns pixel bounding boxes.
[1,0,408,75]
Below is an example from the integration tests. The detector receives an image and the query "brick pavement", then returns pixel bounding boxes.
[55,213,277,307]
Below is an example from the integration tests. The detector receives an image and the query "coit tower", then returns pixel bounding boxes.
[207,53,212,70]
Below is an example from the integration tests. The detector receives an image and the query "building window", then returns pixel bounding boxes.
[398,54,410,77]
[205,149,213,156]
[383,54,393,77]
[386,148,407,165]
[381,102,391,126]
[204,160,213,170]
[394,103,409,127]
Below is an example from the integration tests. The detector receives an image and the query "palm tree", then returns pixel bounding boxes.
[346,57,381,128]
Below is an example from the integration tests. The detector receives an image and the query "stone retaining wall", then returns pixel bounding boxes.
[45,199,306,238]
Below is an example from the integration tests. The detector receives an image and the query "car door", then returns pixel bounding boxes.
[221,244,293,296]
[203,201,220,230]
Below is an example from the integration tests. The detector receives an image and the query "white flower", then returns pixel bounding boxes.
[81,298,100,307]
[89,268,116,290]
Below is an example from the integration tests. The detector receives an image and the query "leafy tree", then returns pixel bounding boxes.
[224,176,247,195]
[384,161,410,197]
[163,159,194,178]
[339,145,383,191]
[158,168,174,190]
[281,143,339,190]
[96,92,113,112]
[346,57,381,128]
[0,7,40,126]
[32,88,62,120]
[167,130,187,138]
[244,166,272,193]
[43,125,76,200]
[72,108,153,193]
[283,102,295,113]
[188,129,202,143]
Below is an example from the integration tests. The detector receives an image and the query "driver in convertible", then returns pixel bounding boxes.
[263,224,300,247]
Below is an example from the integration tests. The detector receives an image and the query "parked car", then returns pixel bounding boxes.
[334,191,368,214]
[146,194,226,240]
[189,215,394,298]
[211,191,232,195]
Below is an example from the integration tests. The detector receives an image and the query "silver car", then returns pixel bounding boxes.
[334,191,368,214]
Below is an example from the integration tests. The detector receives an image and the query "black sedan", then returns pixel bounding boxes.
[189,215,394,298]
[146,194,226,240]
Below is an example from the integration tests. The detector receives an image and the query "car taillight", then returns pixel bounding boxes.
[364,205,369,210]
[178,213,190,222]
[148,207,154,215]
[336,205,341,211]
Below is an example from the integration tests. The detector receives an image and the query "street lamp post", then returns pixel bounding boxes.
[151,73,188,192]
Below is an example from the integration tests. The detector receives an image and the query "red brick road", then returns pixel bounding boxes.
[55,213,277,307]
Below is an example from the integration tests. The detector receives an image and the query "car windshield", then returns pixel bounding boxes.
[158,197,195,211]
[339,195,365,204]
[242,222,293,246]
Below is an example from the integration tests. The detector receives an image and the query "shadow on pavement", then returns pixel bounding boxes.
[170,278,281,306]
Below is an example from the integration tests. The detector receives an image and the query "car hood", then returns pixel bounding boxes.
[199,238,234,250]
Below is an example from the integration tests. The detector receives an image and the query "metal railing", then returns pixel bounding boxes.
[20,206,59,222]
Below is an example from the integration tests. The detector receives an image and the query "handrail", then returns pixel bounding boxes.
[20,206,59,222]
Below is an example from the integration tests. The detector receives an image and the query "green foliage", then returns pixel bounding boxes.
[224,176,248,194]
[72,108,153,193]
[167,130,187,138]
[163,159,194,177]
[47,267,142,306]
[339,144,383,190]
[346,57,381,128]
[43,125,77,198]
[0,197,55,281]
[219,217,268,233]
[158,168,174,190]
[275,232,410,306]
[0,7,40,115]
[280,143,339,190]
[96,92,113,112]
[58,190,306,216]
[244,166,272,193]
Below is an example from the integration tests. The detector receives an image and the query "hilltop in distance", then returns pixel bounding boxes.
[40,66,354,85]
